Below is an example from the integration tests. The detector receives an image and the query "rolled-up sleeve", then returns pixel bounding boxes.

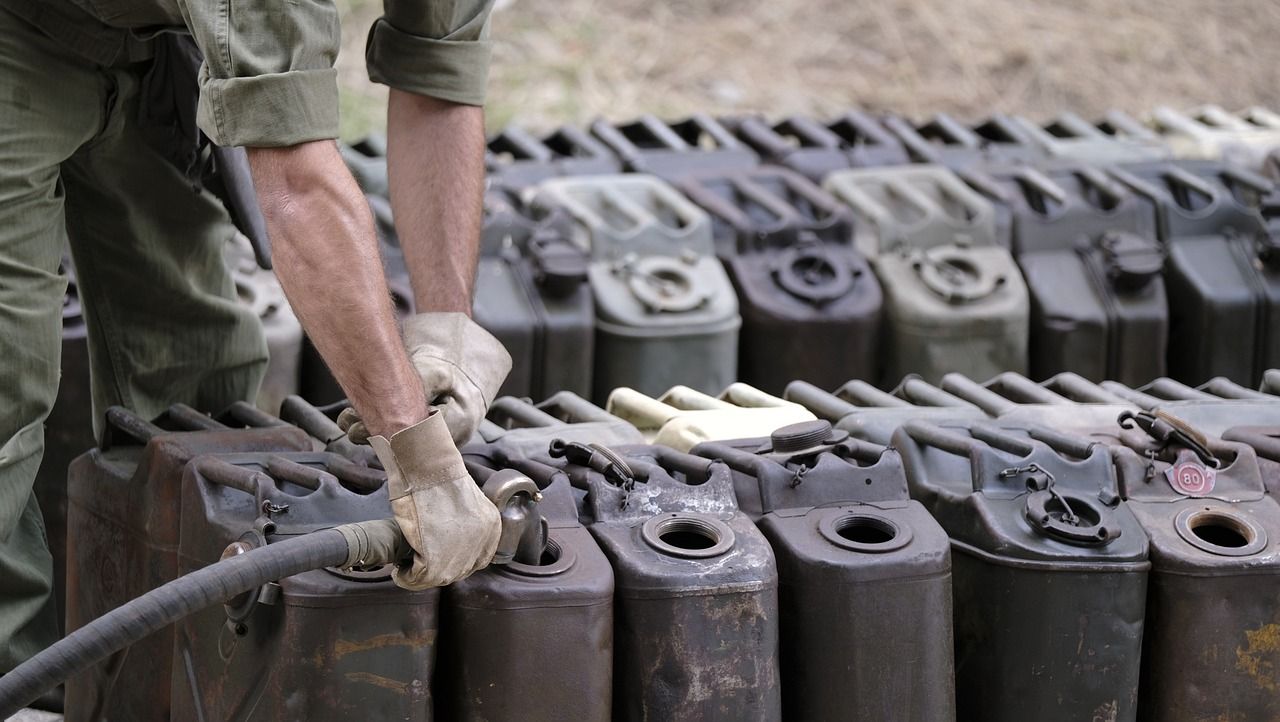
[366,0,497,107]
[178,0,342,147]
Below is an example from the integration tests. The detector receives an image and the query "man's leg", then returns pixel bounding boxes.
[62,67,268,429]
[0,6,107,671]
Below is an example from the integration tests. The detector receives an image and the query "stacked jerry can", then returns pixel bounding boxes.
[604,383,815,451]
[935,371,1138,430]
[962,164,1169,384]
[589,113,758,182]
[692,421,955,721]
[894,421,1149,722]
[529,174,740,400]
[548,441,781,720]
[170,450,438,721]
[879,113,1048,168]
[824,165,1029,384]
[1008,111,1171,165]
[65,405,316,720]
[486,124,621,189]
[1148,105,1280,171]
[473,187,595,399]
[442,447,615,722]
[1109,161,1280,385]
[1100,414,1280,721]
[729,112,911,181]
[783,376,985,444]
[679,166,882,392]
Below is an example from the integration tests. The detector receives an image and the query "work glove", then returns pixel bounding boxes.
[339,312,511,447]
[369,410,502,589]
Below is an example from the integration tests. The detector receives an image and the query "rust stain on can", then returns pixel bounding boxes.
[1235,622,1280,692]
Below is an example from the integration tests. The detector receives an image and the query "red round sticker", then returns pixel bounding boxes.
[1165,460,1216,496]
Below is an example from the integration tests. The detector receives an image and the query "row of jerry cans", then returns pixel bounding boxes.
[61,375,1280,721]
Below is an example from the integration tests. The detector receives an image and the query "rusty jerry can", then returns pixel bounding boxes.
[784,376,985,445]
[680,166,883,393]
[1009,111,1171,165]
[474,186,595,399]
[64,405,314,721]
[441,445,615,722]
[604,383,815,452]
[486,124,621,189]
[692,421,955,721]
[36,260,92,635]
[589,113,758,182]
[1109,160,1280,385]
[824,164,1029,384]
[879,113,1048,169]
[1148,105,1280,172]
[169,451,438,721]
[553,442,780,720]
[1099,416,1280,721]
[963,164,1168,384]
[529,174,741,400]
[894,420,1149,722]
[729,112,911,182]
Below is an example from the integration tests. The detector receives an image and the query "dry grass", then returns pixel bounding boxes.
[336,0,1280,139]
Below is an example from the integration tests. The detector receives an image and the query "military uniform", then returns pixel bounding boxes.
[0,0,496,671]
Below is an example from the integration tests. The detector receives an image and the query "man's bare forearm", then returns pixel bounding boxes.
[387,90,486,314]
[247,141,427,437]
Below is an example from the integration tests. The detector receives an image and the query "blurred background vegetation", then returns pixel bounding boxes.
[336,0,1280,140]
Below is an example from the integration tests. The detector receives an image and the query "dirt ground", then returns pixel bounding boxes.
[336,0,1280,139]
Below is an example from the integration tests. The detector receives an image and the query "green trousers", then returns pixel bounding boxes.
[0,6,267,671]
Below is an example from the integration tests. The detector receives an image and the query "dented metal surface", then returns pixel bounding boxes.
[693,422,955,721]
[895,420,1149,722]
[554,443,780,720]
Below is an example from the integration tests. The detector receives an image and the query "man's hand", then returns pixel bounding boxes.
[370,410,501,589]
[340,312,511,446]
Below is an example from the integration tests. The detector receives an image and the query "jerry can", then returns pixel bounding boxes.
[936,371,1137,430]
[478,392,645,454]
[529,174,740,400]
[473,187,595,400]
[339,135,388,197]
[680,167,882,392]
[962,165,1168,384]
[64,406,314,722]
[1109,160,1279,385]
[440,449,614,722]
[589,113,758,181]
[604,383,815,451]
[692,421,955,721]
[1148,105,1280,171]
[1097,377,1280,435]
[1102,414,1280,721]
[879,113,1047,168]
[486,124,621,188]
[895,421,1149,722]
[729,112,910,181]
[225,233,302,414]
[825,165,1029,384]
[784,377,984,444]
[169,452,438,722]
[552,442,780,721]
[1009,111,1170,165]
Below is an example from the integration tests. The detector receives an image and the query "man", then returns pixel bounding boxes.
[0,0,510,674]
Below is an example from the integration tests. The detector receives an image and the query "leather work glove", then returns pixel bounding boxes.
[340,312,511,447]
[369,410,502,589]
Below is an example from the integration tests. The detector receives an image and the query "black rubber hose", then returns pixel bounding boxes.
[0,528,350,718]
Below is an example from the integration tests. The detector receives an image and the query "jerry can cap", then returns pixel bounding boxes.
[642,512,736,558]
[1100,231,1165,289]
[772,241,857,305]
